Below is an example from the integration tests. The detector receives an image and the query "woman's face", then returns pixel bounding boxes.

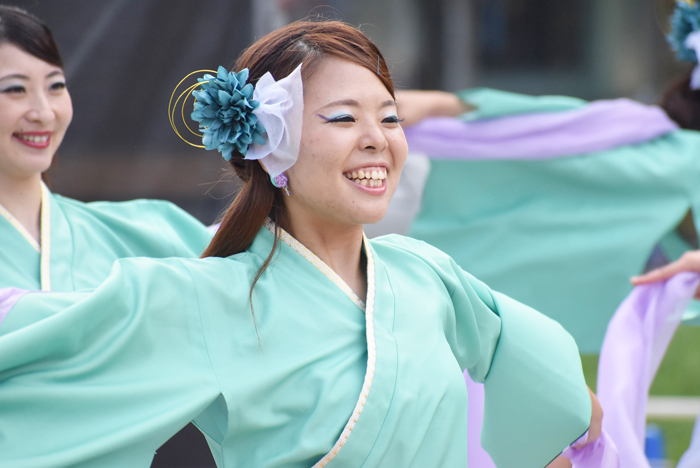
[0,43,72,182]
[284,57,408,227]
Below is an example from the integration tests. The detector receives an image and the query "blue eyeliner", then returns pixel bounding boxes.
[317,112,351,122]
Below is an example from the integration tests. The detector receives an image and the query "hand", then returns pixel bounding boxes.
[585,387,603,445]
[395,90,473,127]
[547,388,603,467]
[631,250,700,299]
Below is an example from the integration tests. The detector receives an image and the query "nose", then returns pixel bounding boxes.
[25,91,56,124]
[359,120,388,153]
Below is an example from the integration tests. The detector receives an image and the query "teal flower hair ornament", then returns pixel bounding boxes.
[668,1,700,89]
[190,63,304,188]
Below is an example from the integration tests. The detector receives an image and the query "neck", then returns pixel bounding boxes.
[0,173,43,242]
[284,210,367,302]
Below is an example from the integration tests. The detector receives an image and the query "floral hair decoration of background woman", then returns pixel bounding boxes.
[669,0,700,89]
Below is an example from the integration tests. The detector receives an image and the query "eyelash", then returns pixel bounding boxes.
[324,114,403,124]
[1,85,25,94]
[0,82,66,94]
[327,114,355,123]
[382,115,403,124]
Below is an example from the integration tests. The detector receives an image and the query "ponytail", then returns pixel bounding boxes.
[203,159,287,331]
[202,160,282,258]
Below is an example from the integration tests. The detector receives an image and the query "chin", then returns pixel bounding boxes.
[356,209,389,226]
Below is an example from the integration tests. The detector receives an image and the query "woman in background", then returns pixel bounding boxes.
[0,5,211,293]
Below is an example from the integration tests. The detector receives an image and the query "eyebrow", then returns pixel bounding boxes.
[318,98,397,111]
[0,70,64,82]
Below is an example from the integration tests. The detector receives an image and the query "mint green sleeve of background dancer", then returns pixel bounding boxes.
[457,87,587,121]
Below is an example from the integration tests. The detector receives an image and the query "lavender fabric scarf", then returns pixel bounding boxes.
[465,273,700,467]
[465,371,620,467]
[404,99,677,159]
[597,272,700,468]
[0,287,33,326]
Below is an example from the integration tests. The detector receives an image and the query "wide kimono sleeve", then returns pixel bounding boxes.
[451,261,590,466]
[390,236,592,467]
[0,257,222,468]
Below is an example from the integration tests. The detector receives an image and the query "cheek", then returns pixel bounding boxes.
[0,102,22,133]
[58,96,74,130]
[390,135,409,174]
[293,134,346,179]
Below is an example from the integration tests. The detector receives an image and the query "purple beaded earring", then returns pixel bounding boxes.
[272,173,290,196]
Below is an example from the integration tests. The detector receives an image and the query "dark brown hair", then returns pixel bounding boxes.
[203,20,394,270]
[0,5,62,67]
[659,70,700,131]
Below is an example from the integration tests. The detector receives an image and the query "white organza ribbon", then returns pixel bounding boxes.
[685,30,700,90]
[246,63,304,178]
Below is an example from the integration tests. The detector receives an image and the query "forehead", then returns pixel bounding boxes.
[0,43,61,76]
[304,57,393,107]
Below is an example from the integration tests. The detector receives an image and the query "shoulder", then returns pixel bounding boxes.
[53,195,210,256]
[638,128,700,160]
[370,234,494,303]
[369,234,461,282]
[370,233,453,264]
[55,196,198,223]
[107,254,256,295]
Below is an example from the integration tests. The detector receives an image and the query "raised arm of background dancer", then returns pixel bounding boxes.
[631,250,700,298]
[395,90,473,127]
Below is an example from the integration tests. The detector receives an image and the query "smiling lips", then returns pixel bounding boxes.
[344,167,387,188]
[13,132,51,149]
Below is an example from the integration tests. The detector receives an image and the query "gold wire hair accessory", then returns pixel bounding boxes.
[168,69,216,149]
[170,66,266,161]
[168,64,305,191]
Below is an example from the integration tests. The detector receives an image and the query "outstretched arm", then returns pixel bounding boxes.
[631,250,700,298]
[395,90,473,127]
[0,258,221,467]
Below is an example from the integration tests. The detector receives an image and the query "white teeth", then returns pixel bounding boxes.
[343,168,387,187]
[18,134,49,144]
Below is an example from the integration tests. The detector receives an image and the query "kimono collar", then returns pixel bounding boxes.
[0,183,52,291]
[251,220,368,311]
[247,220,379,466]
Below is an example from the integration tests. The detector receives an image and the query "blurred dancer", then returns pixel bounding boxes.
[384,11,700,353]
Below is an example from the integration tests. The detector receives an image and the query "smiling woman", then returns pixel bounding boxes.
[0,19,602,468]
[0,7,72,241]
[0,6,211,294]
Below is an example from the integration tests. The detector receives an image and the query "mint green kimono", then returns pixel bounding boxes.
[0,224,590,468]
[0,185,212,292]
[409,89,700,353]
